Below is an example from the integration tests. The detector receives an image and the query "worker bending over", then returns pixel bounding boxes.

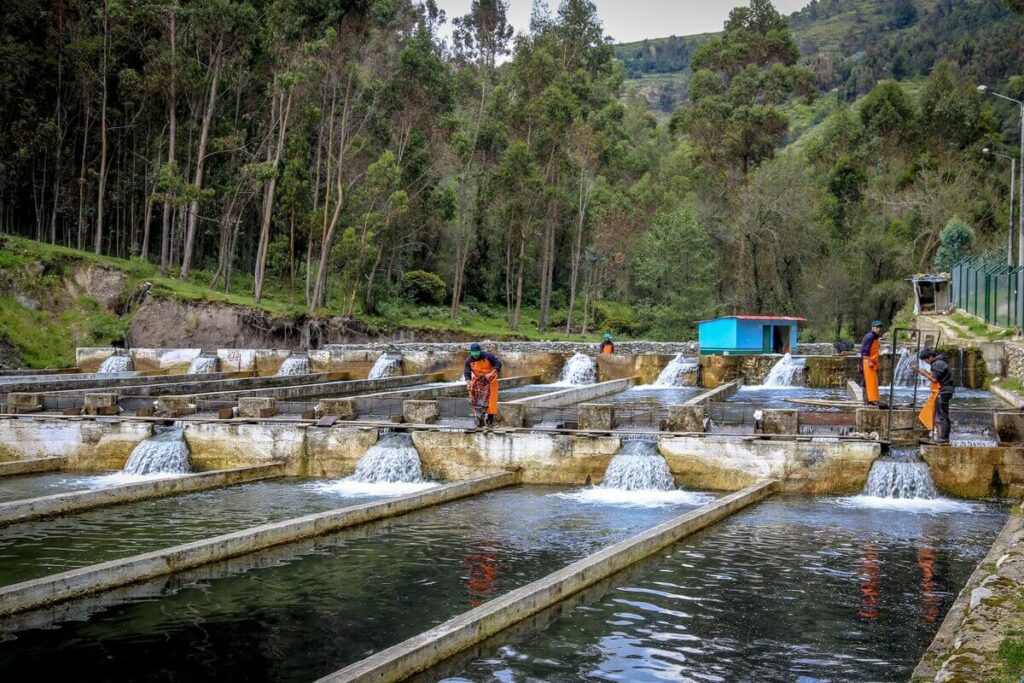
[464,342,502,428]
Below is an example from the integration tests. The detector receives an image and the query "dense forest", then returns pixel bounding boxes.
[0,0,1022,343]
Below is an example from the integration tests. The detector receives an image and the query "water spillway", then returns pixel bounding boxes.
[761,353,805,387]
[558,352,596,385]
[275,355,310,376]
[187,355,219,375]
[97,354,133,374]
[600,441,675,491]
[349,433,424,484]
[652,353,698,387]
[863,459,938,499]
[367,353,401,379]
[121,427,191,476]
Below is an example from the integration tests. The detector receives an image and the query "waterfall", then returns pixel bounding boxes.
[761,354,805,387]
[122,427,192,475]
[308,433,436,497]
[652,354,699,387]
[368,353,401,380]
[187,355,219,375]
[864,459,937,499]
[98,354,133,374]
[276,355,310,376]
[601,442,675,491]
[559,353,597,385]
[893,348,929,388]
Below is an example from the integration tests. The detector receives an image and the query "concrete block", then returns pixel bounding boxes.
[403,400,439,425]
[84,393,119,416]
[62,407,83,416]
[238,397,276,419]
[761,409,798,435]
[497,403,524,428]
[136,406,155,417]
[995,412,1024,444]
[318,398,356,419]
[258,407,278,419]
[217,408,235,420]
[856,408,923,442]
[156,395,196,415]
[7,393,42,414]
[578,403,615,431]
[667,405,705,433]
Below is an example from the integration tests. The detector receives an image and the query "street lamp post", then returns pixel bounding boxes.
[984,147,1017,268]
[979,85,1024,269]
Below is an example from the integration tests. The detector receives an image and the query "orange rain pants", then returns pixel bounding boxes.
[468,357,499,415]
[862,337,881,402]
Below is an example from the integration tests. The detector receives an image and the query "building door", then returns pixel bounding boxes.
[762,326,773,354]
[773,326,790,354]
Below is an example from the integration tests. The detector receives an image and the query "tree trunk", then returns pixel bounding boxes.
[160,12,177,274]
[180,47,222,280]
[565,169,591,334]
[94,0,110,255]
[77,93,91,251]
[254,90,293,303]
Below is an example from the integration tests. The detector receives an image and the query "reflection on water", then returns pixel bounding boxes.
[0,486,700,682]
[440,496,1007,683]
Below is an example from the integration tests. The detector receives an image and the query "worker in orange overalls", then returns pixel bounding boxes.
[859,320,884,407]
[464,342,502,428]
[599,333,615,355]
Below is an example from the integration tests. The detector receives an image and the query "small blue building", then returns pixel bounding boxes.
[697,316,805,355]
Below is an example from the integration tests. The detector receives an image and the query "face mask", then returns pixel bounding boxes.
[471,351,481,358]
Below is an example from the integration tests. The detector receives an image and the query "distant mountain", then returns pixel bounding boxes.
[615,0,1023,115]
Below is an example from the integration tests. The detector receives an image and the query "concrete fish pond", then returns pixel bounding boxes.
[0,344,1022,682]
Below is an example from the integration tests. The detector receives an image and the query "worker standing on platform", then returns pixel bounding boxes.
[859,320,884,407]
[464,342,502,428]
[599,333,615,355]
[917,348,954,445]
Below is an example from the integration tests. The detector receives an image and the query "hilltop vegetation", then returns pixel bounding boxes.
[0,0,1022,368]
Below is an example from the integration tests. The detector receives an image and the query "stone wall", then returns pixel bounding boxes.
[921,445,1024,498]
[1005,340,1024,381]
[0,417,152,469]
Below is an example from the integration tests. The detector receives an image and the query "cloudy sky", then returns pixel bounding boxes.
[433,0,811,44]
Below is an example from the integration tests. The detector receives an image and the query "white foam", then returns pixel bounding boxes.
[553,488,714,508]
[835,495,975,514]
[65,472,188,489]
[305,479,438,498]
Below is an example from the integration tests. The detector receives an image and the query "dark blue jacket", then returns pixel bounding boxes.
[860,331,880,357]
[464,352,502,380]
[930,354,955,395]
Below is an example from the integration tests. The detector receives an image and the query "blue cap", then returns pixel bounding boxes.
[871,320,883,328]
[469,342,482,352]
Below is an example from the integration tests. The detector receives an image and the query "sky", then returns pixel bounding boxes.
[433,0,811,44]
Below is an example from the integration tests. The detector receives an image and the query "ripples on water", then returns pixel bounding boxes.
[0,486,702,681]
[442,495,1007,683]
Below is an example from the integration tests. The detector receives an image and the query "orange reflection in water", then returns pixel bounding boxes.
[858,542,881,619]
[464,544,501,607]
[918,546,939,623]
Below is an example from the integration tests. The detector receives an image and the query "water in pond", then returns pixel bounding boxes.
[121,427,191,476]
[559,352,597,385]
[761,353,806,387]
[593,386,702,409]
[0,472,103,504]
[97,354,133,374]
[186,355,219,374]
[0,478,381,586]
[0,486,704,682]
[276,355,310,376]
[307,433,436,497]
[730,385,851,410]
[651,354,698,387]
[439,495,1007,683]
[368,353,401,379]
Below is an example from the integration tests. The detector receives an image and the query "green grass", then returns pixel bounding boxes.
[0,296,127,368]
[997,377,1024,393]
[949,312,1017,341]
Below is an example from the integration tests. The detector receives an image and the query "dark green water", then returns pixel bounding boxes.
[0,478,386,585]
[0,485,701,681]
[0,472,102,503]
[437,495,1007,683]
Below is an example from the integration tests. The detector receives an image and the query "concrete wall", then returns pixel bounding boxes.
[76,348,203,374]
[921,444,1024,498]
[0,418,153,469]
[658,435,881,494]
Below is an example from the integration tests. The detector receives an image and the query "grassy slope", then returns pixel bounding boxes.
[0,237,606,367]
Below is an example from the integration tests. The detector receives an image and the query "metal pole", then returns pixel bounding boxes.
[1010,157,1017,268]
[1019,102,1024,272]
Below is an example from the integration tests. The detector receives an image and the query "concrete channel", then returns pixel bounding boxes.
[0,463,286,526]
[0,457,67,477]
[0,471,518,617]
[318,479,778,683]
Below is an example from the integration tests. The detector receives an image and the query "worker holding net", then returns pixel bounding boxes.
[464,342,502,429]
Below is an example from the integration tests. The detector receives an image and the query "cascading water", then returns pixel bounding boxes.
[864,460,936,499]
[600,441,675,491]
[121,427,192,476]
[368,353,401,380]
[98,354,133,374]
[559,353,597,385]
[652,354,699,387]
[276,355,310,376]
[187,355,219,375]
[310,433,436,497]
[893,348,930,388]
[761,353,805,387]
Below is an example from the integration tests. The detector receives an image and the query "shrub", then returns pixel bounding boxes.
[400,270,447,305]
[603,316,636,336]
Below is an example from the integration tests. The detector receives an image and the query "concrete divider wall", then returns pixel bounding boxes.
[508,378,635,410]
[684,381,741,406]
[160,372,433,403]
[921,444,1024,498]
[0,472,519,617]
[0,463,286,526]
[0,418,153,469]
[76,348,203,374]
[2,370,248,398]
[0,456,67,477]
[319,480,778,683]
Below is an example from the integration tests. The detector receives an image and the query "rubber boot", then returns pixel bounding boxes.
[485,414,495,429]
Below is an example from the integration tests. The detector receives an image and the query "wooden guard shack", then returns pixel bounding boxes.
[697,315,805,355]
